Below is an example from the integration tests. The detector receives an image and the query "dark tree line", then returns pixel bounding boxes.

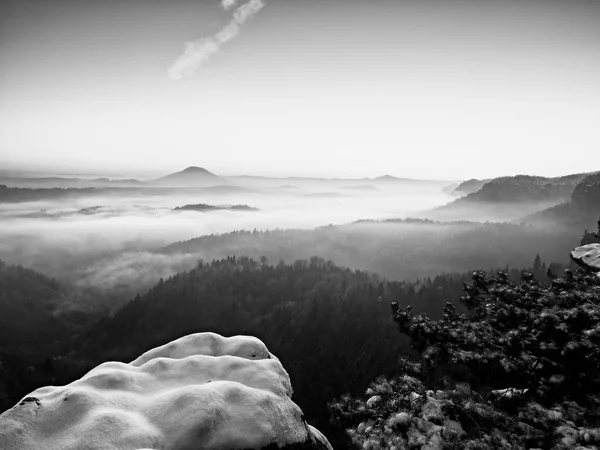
[161,219,579,283]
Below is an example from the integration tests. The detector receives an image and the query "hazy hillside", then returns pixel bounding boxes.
[0,261,66,354]
[1,217,580,308]
[173,203,259,212]
[0,176,145,189]
[0,184,250,203]
[0,185,105,203]
[0,261,101,413]
[160,219,579,283]
[571,172,600,215]
[427,172,594,221]
[468,173,589,202]
[523,172,600,228]
[452,178,490,196]
[0,261,104,355]
[152,166,230,187]
[0,167,230,192]
[225,174,453,192]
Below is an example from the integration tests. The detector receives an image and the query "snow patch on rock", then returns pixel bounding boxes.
[0,332,332,450]
[570,244,600,272]
[130,332,274,366]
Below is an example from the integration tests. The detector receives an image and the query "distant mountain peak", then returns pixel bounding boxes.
[153,166,227,187]
[181,166,211,173]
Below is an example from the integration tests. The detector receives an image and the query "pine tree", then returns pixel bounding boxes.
[331,263,600,449]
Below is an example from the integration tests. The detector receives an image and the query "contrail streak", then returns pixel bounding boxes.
[221,0,238,10]
[168,0,265,81]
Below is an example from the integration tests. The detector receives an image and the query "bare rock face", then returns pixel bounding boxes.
[0,332,333,450]
[570,243,600,272]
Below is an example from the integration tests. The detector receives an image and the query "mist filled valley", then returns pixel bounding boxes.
[2,168,597,304]
[1,165,599,448]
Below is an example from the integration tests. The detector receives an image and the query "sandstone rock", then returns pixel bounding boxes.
[570,244,600,272]
[0,332,333,450]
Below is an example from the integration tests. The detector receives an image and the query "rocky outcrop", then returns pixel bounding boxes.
[0,332,333,450]
[571,244,600,272]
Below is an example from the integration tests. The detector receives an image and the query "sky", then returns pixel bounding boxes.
[0,0,599,180]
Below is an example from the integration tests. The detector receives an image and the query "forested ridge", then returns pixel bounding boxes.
[0,261,105,355]
[442,173,591,206]
[523,173,600,230]
[0,261,103,411]
[428,172,599,223]
[161,219,579,282]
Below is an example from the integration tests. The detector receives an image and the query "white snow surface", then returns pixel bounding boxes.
[130,332,275,366]
[570,243,600,272]
[0,332,333,450]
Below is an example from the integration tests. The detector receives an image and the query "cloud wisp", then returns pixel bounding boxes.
[221,0,239,10]
[168,0,265,81]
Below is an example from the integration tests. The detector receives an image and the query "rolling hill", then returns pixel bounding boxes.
[523,172,600,229]
[451,178,490,196]
[152,166,230,187]
[426,172,594,222]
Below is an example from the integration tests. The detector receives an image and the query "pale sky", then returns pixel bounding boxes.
[0,0,599,180]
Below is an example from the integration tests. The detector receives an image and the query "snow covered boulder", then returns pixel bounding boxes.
[570,244,600,272]
[0,332,333,450]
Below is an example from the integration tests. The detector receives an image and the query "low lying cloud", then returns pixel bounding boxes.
[77,251,201,293]
[168,0,266,81]
[0,186,453,297]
